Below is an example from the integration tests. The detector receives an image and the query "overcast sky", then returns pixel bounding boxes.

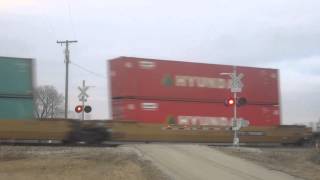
[0,0,319,124]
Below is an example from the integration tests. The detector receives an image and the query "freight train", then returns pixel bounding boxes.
[0,56,316,146]
[0,56,34,119]
[109,57,281,126]
[0,119,314,146]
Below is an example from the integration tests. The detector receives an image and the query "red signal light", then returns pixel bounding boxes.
[224,98,235,106]
[75,105,83,113]
[228,99,235,105]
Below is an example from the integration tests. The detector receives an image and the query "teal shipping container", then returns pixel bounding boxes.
[0,56,34,96]
[0,56,35,119]
[0,97,34,119]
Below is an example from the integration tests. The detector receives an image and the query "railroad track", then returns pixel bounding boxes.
[0,140,289,148]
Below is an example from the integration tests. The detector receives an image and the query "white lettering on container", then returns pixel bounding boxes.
[177,116,231,126]
[139,61,156,69]
[175,75,231,89]
[141,103,159,111]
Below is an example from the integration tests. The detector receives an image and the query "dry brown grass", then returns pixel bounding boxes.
[219,147,320,180]
[0,145,169,180]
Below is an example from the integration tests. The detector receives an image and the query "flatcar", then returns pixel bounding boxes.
[109,121,313,145]
[0,119,313,146]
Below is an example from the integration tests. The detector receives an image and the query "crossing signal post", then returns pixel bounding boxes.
[220,66,245,147]
[77,80,92,120]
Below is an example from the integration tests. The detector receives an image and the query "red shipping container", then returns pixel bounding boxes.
[112,99,280,126]
[109,57,279,105]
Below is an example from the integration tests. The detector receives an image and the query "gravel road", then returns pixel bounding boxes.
[134,144,302,180]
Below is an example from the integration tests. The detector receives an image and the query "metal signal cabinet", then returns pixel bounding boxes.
[0,56,35,120]
[109,56,279,105]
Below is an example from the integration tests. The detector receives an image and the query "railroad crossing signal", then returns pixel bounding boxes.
[75,105,92,113]
[78,86,89,101]
[220,71,244,93]
[75,105,83,113]
[224,97,247,107]
[84,106,92,113]
[220,67,245,147]
[230,73,244,93]
[236,97,247,107]
[77,80,93,120]
[224,98,235,106]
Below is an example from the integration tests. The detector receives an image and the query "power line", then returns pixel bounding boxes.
[38,3,58,42]
[70,61,107,79]
[41,14,57,40]
[65,0,77,39]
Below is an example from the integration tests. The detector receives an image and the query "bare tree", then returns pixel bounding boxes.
[34,85,64,119]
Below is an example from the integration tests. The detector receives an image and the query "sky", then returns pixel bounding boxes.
[0,0,319,124]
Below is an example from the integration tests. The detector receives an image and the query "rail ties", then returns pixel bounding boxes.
[0,140,120,147]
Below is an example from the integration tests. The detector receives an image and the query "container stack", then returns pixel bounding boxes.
[0,56,34,119]
[109,57,280,126]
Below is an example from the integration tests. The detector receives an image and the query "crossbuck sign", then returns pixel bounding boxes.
[78,82,89,102]
[230,73,244,93]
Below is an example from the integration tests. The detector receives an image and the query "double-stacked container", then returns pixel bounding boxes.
[0,56,35,119]
[109,57,280,126]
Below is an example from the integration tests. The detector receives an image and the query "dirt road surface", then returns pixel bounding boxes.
[134,144,301,180]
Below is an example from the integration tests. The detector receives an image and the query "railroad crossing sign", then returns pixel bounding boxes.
[78,82,89,101]
[77,80,92,120]
[230,73,244,93]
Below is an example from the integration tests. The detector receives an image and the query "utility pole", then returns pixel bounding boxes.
[57,40,78,119]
